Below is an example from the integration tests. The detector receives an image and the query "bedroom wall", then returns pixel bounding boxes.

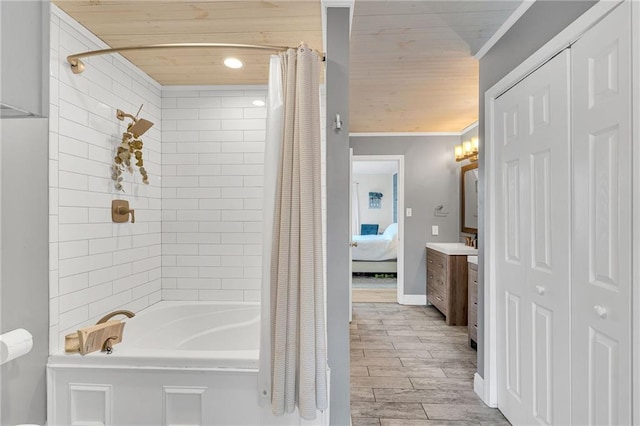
[477,0,597,379]
[350,135,460,297]
[354,173,394,233]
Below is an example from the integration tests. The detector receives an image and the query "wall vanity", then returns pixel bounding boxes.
[425,243,477,326]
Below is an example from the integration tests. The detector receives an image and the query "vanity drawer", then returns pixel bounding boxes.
[469,323,478,343]
[428,288,447,315]
[468,262,479,345]
[427,249,448,273]
[469,301,478,326]
[427,269,447,295]
[469,278,478,306]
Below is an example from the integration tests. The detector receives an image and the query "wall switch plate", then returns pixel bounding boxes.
[432,225,439,236]
[406,208,412,217]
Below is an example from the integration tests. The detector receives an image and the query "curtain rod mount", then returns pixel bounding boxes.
[67,42,325,74]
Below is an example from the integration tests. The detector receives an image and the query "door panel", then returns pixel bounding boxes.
[504,160,521,263]
[571,3,632,424]
[505,291,522,399]
[532,303,552,425]
[589,328,619,425]
[495,49,571,425]
[590,127,619,289]
[531,150,552,271]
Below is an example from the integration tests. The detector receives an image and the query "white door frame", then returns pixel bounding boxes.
[351,154,405,304]
[482,2,639,421]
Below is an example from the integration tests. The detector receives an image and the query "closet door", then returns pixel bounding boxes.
[571,2,632,424]
[495,49,571,426]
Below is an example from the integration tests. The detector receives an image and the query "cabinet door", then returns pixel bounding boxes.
[495,48,571,426]
[571,2,632,424]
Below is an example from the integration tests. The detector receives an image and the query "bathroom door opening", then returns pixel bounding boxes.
[350,155,404,305]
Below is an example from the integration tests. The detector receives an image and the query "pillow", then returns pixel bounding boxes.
[383,223,398,238]
[360,224,379,235]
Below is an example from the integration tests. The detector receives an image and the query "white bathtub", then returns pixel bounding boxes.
[47,301,328,426]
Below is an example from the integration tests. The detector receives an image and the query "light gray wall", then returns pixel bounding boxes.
[350,135,461,296]
[0,0,49,116]
[0,118,49,426]
[0,2,50,423]
[477,0,597,378]
[325,7,351,424]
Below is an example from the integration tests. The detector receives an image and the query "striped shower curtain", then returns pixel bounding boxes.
[258,45,327,420]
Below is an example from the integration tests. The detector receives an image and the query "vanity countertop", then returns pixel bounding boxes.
[467,255,478,265]
[426,242,478,256]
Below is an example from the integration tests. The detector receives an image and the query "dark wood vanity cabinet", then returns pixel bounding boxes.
[426,248,468,325]
[468,262,478,346]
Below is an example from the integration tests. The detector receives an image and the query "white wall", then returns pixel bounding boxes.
[160,87,266,302]
[350,135,461,295]
[354,173,394,233]
[49,6,162,353]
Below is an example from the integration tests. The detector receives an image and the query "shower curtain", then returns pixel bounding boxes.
[259,45,327,420]
[352,182,360,235]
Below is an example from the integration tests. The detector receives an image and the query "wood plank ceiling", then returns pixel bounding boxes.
[350,1,520,132]
[52,0,521,132]
[52,1,324,85]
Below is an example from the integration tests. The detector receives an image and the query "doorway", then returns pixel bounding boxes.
[350,155,404,305]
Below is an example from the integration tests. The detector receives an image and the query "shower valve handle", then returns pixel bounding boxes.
[116,205,135,223]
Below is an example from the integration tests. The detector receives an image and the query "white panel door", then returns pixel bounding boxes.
[495,49,571,426]
[571,2,632,425]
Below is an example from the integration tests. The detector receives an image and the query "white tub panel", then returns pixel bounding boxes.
[47,301,328,425]
[48,367,327,426]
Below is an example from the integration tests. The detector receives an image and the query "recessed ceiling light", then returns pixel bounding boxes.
[224,57,243,69]
[252,100,265,107]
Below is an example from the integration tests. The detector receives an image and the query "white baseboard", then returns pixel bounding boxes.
[474,372,485,402]
[400,294,426,305]
[474,372,496,408]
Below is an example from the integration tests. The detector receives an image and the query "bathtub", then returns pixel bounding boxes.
[47,301,328,426]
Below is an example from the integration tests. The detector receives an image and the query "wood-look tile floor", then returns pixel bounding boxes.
[350,303,510,426]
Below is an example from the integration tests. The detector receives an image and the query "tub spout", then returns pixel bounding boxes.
[97,310,136,324]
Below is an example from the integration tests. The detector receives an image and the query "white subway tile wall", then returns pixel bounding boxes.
[49,5,328,354]
[49,6,162,353]
[161,87,266,302]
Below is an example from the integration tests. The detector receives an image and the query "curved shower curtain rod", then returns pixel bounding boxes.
[66,42,325,74]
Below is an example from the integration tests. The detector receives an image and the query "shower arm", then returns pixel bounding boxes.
[116,109,138,123]
[66,42,326,74]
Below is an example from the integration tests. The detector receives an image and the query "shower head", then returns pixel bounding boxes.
[128,118,154,137]
[116,105,154,137]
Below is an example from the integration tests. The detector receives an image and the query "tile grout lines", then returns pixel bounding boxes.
[350,302,509,425]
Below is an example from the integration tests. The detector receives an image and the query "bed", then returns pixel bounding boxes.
[352,223,398,274]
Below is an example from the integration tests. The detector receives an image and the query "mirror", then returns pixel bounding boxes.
[461,162,478,234]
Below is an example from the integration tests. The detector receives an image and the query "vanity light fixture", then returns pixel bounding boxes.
[455,137,479,162]
[224,57,244,69]
[252,100,266,107]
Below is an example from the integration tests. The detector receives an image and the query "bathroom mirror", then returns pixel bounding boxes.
[461,162,478,234]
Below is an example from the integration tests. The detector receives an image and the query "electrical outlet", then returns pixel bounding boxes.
[432,225,439,236]
[406,208,412,217]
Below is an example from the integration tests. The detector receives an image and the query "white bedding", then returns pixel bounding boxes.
[352,223,398,261]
